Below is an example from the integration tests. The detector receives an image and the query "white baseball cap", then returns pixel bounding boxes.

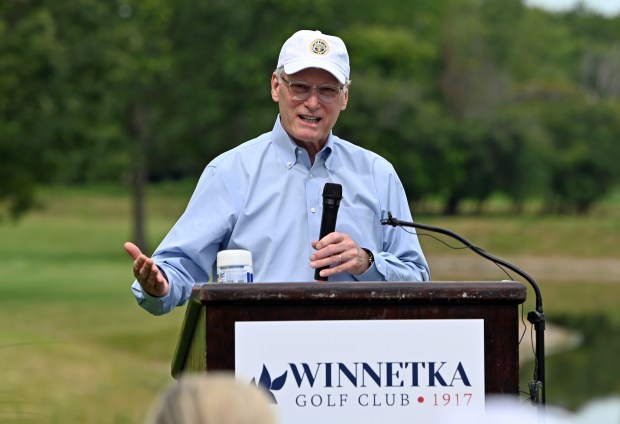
[276,30,350,84]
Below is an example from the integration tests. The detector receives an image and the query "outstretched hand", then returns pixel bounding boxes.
[124,242,170,297]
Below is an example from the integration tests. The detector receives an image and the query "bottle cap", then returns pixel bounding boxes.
[217,249,253,268]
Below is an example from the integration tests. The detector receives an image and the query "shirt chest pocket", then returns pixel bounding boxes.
[336,207,379,249]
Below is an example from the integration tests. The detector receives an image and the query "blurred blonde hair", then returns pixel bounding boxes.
[146,372,275,424]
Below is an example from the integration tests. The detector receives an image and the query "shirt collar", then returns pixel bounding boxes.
[271,116,299,170]
[316,138,334,171]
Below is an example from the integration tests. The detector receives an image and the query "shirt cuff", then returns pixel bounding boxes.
[131,278,175,316]
[354,251,386,282]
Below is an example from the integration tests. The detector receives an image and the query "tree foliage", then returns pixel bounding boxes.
[2,0,620,221]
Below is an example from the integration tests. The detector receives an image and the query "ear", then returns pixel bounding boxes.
[271,73,280,102]
[341,86,349,110]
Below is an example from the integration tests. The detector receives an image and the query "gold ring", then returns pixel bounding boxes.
[338,254,342,263]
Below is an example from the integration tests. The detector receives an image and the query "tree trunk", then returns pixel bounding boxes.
[443,194,461,216]
[129,104,151,253]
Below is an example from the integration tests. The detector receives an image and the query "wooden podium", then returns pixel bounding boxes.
[171,281,526,395]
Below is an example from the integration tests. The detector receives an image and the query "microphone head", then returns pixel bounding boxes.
[323,183,342,200]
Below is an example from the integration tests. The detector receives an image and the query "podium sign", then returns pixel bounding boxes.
[235,319,485,424]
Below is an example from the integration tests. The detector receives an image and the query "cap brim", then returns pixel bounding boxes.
[283,60,347,84]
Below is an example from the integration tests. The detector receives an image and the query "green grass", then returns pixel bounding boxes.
[0,184,618,421]
[417,213,620,258]
[0,185,188,424]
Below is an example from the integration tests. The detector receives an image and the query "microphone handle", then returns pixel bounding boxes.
[314,203,340,281]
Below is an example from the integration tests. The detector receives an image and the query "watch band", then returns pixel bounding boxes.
[362,248,374,267]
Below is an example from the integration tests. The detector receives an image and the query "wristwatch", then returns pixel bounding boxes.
[362,248,374,267]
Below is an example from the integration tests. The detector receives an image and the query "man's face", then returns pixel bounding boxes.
[271,67,348,148]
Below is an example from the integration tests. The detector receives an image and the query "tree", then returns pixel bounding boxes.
[0,3,64,219]
[2,0,620,224]
[540,97,620,213]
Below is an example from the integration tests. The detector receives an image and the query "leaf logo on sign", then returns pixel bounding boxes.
[250,364,288,404]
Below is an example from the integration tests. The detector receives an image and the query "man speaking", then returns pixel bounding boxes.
[124,29,430,315]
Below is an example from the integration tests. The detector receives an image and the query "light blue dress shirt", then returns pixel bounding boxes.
[132,117,429,315]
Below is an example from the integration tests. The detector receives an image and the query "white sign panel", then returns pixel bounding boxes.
[235,319,485,424]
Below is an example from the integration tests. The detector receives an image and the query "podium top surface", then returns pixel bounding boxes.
[191,281,527,305]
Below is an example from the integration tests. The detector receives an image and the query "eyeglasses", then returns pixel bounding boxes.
[279,75,345,104]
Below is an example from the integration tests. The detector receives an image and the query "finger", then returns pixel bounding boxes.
[319,264,340,278]
[313,242,341,260]
[311,253,340,271]
[124,242,142,260]
[314,232,344,251]
[149,261,162,285]
[138,258,156,282]
[132,257,146,279]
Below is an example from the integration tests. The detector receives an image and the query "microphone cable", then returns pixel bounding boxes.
[381,211,546,407]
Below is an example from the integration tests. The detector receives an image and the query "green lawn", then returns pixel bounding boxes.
[0,184,618,422]
[0,186,188,424]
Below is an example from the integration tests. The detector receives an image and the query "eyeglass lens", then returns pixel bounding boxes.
[283,77,342,103]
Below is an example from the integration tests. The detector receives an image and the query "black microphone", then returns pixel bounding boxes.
[381,211,546,407]
[314,183,343,281]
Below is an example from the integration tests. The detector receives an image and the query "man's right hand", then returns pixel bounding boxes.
[124,242,170,297]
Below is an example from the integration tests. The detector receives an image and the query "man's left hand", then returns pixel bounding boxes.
[310,232,371,279]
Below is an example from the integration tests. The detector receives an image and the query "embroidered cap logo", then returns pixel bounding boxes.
[310,39,329,55]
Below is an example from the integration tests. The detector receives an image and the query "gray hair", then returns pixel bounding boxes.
[146,373,276,424]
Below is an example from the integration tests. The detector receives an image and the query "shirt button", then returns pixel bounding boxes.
[310,208,316,214]
[309,173,314,179]
[286,161,292,168]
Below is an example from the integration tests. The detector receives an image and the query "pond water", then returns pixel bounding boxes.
[519,314,620,414]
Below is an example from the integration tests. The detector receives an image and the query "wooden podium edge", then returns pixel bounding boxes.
[171,297,203,378]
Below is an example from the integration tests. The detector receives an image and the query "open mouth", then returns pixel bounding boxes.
[299,115,321,124]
